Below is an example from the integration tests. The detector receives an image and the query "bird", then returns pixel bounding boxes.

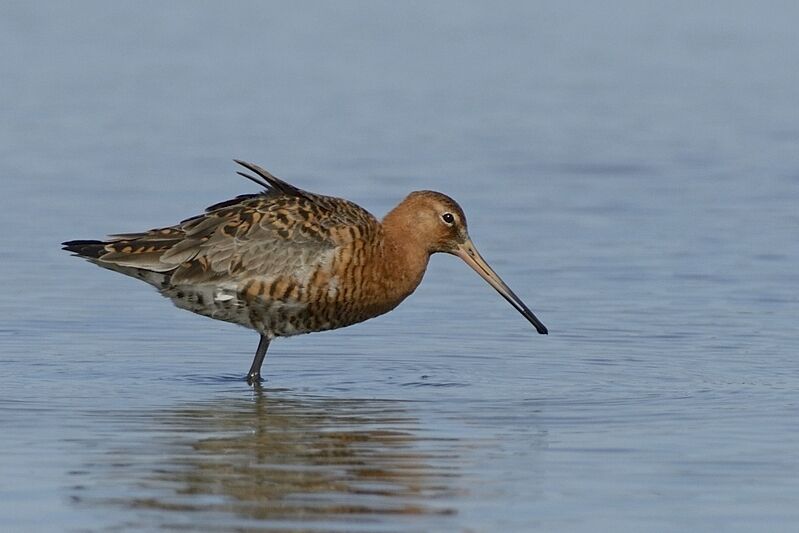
[63,160,548,384]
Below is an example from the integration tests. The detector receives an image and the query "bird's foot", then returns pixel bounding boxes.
[246,372,263,386]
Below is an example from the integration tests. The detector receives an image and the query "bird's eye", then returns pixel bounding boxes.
[441,212,455,225]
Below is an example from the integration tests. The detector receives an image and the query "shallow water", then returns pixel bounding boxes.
[2,2,799,531]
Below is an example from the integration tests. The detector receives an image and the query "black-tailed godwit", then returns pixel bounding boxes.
[63,161,547,383]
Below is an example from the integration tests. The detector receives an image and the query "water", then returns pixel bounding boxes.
[2,2,799,531]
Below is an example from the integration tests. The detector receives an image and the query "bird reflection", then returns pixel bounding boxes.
[84,388,459,525]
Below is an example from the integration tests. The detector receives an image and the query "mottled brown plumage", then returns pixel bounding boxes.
[64,160,547,383]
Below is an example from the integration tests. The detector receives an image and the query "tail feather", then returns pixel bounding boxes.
[62,238,171,288]
[62,239,107,259]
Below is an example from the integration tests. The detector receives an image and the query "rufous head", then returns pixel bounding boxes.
[392,191,548,335]
[397,191,469,253]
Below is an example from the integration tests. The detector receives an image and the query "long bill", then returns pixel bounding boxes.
[455,239,548,334]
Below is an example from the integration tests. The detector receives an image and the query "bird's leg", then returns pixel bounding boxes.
[246,334,270,385]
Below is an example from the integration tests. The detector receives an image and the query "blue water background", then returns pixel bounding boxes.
[1,2,798,531]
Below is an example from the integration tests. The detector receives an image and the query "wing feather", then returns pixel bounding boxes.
[90,162,379,287]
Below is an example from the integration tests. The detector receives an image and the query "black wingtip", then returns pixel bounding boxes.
[62,238,100,249]
[62,239,106,258]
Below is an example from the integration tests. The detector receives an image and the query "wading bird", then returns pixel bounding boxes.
[63,161,547,384]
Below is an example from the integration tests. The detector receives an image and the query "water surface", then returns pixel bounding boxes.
[1,2,799,531]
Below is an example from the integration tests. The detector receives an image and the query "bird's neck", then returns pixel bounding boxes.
[379,206,431,300]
